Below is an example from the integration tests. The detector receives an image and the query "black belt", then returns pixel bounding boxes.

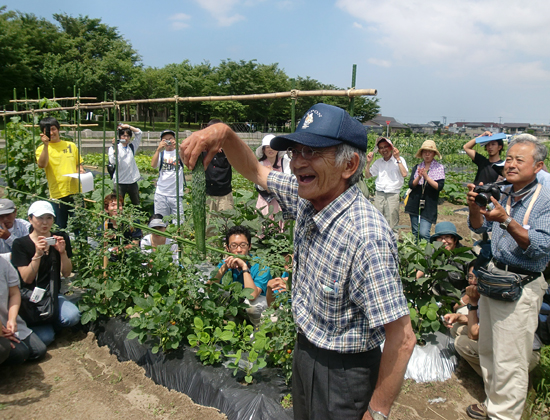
[494,260,541,277]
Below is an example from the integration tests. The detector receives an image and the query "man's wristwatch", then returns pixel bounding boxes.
[241,269,251,274]
[467,303,479,311]
[368,405,388,420]
[500,216,512,231]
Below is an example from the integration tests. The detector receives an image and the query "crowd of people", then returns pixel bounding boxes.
[1,110,549,420]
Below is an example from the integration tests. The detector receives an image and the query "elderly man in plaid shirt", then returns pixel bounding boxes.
[181,103,415,420]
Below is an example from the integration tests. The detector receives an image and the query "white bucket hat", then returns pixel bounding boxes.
[255,134,276,158]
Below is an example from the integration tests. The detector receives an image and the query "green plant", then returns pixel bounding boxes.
[191,155,206,255]
[187,317,234,364]
[281,394,292,409]
[227,348,267,384]
[398,232,474,341]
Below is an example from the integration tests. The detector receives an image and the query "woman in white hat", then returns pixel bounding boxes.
[10,201,80,346]
[254,135,291,229]
[404,140,445,242]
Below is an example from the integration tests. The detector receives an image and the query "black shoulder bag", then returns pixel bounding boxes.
[19,252,59,326]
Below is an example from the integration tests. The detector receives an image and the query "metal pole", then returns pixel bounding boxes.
[3,106,10,198]
[102,92,107,204]
[291,79,296,133]
[174,77,181,230]
[73,85,77,126]
[113,89,119,210]
[349,64,357,117]
[13,89,17,112]
[32,110,37,193]
[24,88,29,123]
[77,88,82,193]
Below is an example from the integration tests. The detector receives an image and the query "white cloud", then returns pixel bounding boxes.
[169,13,191,30]
[194,0,245,26]
[353,22,363,29]
[336,0,550,82]
[368,58,391,67]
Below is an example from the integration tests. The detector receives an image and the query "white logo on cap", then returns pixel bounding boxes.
[301,109,322,130]
[0,204,4,209]
[302,113,314,129]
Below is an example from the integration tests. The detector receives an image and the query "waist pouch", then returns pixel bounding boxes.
[476,265,537,302]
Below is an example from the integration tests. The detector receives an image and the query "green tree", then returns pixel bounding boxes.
[39,14,142,100]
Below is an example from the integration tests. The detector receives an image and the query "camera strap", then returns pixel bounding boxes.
[505,183,542,226]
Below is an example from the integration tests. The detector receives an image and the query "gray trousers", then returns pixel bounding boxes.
[292,334,381,420]
[373,191,400,231]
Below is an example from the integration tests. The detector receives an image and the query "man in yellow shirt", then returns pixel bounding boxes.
[36,117,85,229]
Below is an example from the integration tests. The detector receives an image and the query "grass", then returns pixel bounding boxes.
[528,346,550,419]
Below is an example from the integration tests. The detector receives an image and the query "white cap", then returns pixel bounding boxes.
[148,218,167,229]
[28,201,56,217]
[255,134,276,158]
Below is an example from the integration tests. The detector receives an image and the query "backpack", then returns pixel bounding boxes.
[537,291,550,346]
[159,151,186,187]
[107,143,134,179]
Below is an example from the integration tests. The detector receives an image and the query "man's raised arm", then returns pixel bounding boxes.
[180,123,271,190]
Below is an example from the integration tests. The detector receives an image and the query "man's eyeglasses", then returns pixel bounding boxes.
[228,242,249,251]
[286,146,333,160]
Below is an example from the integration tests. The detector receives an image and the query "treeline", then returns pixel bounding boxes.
[0,7,379,126]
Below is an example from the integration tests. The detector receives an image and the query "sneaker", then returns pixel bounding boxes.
[466,403,488,419]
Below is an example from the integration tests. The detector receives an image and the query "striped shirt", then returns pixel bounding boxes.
[469,183,550,272]
[0,218,31,254]
[267,171,409,353]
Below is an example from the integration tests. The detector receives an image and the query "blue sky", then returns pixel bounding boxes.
[3,0,550,124]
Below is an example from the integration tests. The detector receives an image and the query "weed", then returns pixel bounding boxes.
[281,393,292,409]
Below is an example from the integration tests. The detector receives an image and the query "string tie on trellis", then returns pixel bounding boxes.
[290,89,299,99]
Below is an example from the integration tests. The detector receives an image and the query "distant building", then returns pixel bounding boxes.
[363,115,409,134]
[448,122,503,136]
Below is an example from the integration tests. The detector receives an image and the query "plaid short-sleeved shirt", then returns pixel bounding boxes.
[267,171,409,353]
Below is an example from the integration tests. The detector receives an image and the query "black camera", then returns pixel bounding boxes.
[44,124,51,139]
[474,183,501,207]
[419,199,426,210]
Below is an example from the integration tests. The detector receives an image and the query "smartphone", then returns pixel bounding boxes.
[44,124,51,139]
[45,237,57,246]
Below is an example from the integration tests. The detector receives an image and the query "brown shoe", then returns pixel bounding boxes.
[466,403,488,419]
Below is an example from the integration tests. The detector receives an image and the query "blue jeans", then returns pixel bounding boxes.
[409,214,432,242]
[32,296,81,346]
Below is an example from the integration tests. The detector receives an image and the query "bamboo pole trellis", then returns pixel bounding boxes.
[0,88,377,116]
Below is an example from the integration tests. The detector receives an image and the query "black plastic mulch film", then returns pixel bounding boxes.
[90,317,293,420]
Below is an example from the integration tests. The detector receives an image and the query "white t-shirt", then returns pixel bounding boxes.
[369,156,409,194]
[155,150,185,197]
[0,257,32,340]
[109,130,142,184]
[140,234,179,263]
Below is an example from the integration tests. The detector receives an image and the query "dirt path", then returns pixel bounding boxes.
[0,331,226,420]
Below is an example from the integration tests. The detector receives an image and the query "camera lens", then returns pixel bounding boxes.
[475,193,489,208]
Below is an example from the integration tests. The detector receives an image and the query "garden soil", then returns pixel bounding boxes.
[0,202,491,419]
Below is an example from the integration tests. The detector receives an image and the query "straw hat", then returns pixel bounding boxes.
[414,140,442,159]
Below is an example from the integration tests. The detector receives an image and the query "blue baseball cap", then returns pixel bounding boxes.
[270,103,367,152]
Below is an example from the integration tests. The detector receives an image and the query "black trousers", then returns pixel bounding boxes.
[52,195,75,229]
[114,182,140,206]
[292,334,381,420]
